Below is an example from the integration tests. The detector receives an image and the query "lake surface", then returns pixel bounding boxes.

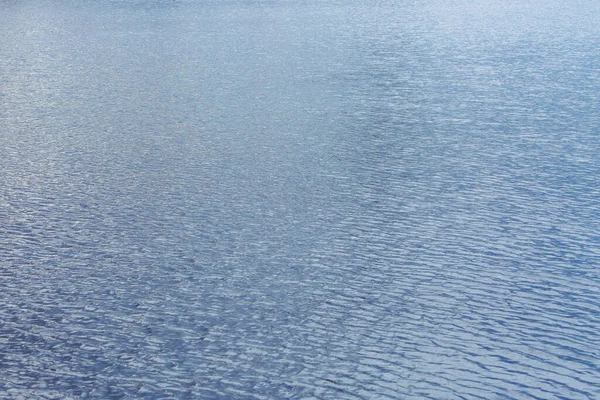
[1,0,600,398]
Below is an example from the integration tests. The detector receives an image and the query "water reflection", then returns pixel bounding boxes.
[1,0,600,398]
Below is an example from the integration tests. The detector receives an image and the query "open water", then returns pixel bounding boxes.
[1,0,600,398]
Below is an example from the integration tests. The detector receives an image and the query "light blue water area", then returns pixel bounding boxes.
[1,0,600,398]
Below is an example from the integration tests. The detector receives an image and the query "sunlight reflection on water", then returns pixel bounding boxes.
[1,0,600,398]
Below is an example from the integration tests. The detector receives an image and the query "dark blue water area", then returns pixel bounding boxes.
[1,0,600,398]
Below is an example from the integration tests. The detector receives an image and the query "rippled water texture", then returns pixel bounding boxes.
[2,0,600,398]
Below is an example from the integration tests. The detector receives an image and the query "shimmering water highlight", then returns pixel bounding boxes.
[1,0,600,398]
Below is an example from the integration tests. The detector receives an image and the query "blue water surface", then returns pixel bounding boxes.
[1,0,600,398]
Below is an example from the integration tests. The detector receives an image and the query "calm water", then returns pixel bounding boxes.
[2,0,600,398]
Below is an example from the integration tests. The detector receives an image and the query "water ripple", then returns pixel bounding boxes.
[2,0,600,399]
